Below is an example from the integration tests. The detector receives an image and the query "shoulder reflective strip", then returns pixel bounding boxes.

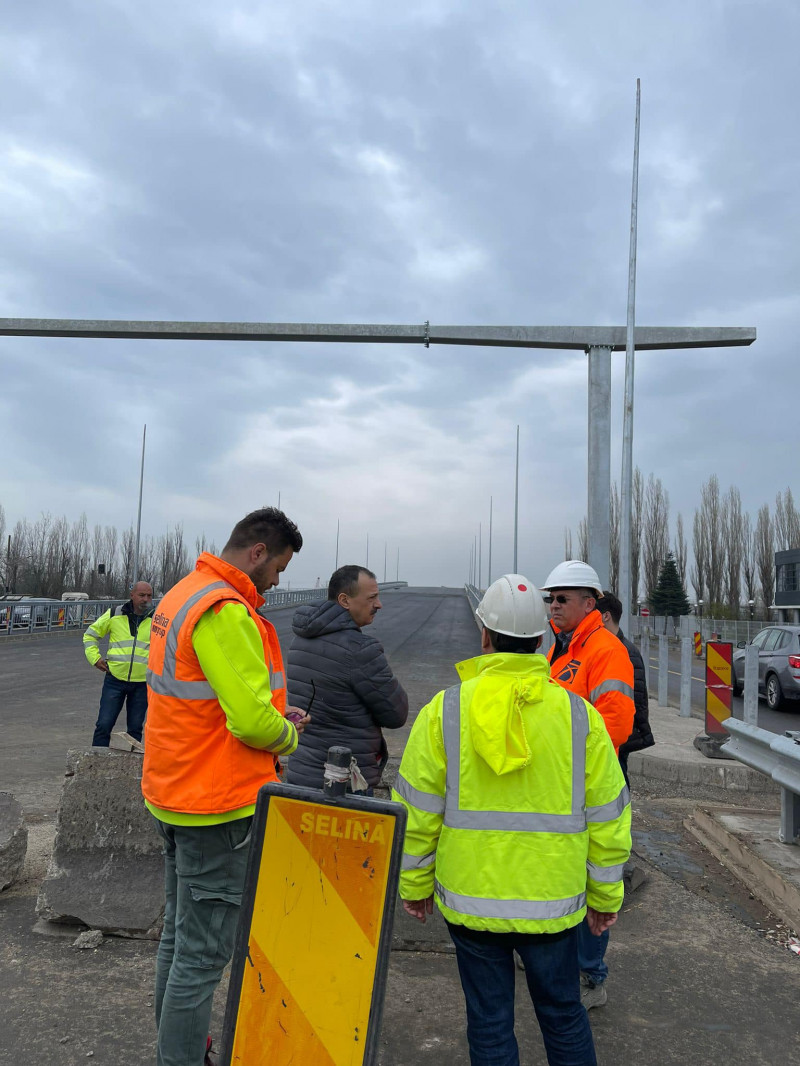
[588,678,634,704]
[401,849,436,871]
[85,628,102,640]
[394,773,446,815]
[442,684,462,812]
[146,669,217,700]
[445,809,587,833]
[113,606,125,616]
[587,861,626,883]
[587,785,630,823]
[567,689,589,815]
[435,880,586,921]
[149,581,230,689]
[269,669,286,690]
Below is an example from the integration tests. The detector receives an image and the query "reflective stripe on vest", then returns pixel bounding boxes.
[587,786,629,823]
[441,683,590,834]
[146,580,229,699]
[395,774,446,815]
[587,860,626,883]
[402,849,437,871]
[588,678,634,704]
[435,880,586,921]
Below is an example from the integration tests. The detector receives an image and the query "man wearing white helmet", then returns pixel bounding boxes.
[540,559,635,1011]
[393,575,631,1066]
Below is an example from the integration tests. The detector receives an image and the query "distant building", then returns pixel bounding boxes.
[775,548,800,623]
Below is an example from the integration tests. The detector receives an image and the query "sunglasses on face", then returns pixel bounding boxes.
[544,594,572,605]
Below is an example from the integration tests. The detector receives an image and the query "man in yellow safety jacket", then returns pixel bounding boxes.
[83,580,154,746]
[142,507,309,1066]
[394,574,630,1066]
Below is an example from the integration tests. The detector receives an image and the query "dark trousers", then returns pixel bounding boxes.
[447,921,596,1066]
[153,818,253,1066]
[92,674,148,746]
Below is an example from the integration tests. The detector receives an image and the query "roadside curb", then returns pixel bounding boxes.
[685,805,800,932]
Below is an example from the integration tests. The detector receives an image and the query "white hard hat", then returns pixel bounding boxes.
[540,560,603,599]
[475,574,549,638]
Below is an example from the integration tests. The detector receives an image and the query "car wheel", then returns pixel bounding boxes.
[765,673,785,711]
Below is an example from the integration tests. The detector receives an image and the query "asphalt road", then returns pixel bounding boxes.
[642,641,800,734]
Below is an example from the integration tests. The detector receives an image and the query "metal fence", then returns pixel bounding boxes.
[628,614,771,646]
[0,598,126,636]
[260,581,408,611]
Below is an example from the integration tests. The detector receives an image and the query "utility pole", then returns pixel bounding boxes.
[133,424,146,586]
[335,518,340,570]
[488,496,493,587]
[366,533,369,568]
[383,541,387,583]
[513,425,519,572]
[478,523,482,590]
[619,78,641,635]
[396,547,399,582]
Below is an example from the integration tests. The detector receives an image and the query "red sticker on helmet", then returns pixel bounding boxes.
[517,584,527,591]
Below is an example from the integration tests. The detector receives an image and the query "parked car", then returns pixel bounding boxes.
[732,625,800,710]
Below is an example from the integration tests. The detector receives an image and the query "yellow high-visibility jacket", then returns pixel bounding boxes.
[83,603,152,683]
[393,652,631,934]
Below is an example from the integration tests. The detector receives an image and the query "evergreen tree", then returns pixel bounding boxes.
[649,552,691,616]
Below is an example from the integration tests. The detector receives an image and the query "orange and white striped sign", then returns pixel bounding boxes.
[222,786,405,1066]
[705,641,732,737]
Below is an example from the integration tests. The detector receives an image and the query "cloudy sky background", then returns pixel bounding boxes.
[1,0,797,589]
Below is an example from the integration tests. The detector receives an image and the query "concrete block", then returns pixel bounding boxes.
[36,749,164,939]
[0,792,28,891]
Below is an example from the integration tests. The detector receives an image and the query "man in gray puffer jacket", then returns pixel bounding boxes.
[285,565,409,791]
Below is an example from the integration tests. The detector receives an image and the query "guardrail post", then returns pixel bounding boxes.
[679,637,692,717]
[780,789,800,845]
[658,635,669,707]
[743,644,759,726]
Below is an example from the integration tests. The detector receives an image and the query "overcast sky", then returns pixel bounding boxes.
[1,1,797,590]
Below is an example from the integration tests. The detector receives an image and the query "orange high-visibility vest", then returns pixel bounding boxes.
[143,553,286,815]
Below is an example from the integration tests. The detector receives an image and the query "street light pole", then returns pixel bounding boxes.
[513,425,520,572]
[335,518,340,570]
[488,496,493,587]
[132,424,146,585]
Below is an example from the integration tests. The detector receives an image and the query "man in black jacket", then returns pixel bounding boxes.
[596,591,655,786]
[285,565,409,791]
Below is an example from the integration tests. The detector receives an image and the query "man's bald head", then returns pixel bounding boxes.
[131,582,153,615]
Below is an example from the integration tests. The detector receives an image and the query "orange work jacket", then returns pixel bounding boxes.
[142,553,287,815]
[548,609,635,753]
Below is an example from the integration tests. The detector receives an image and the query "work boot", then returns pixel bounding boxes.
[580,975,607,1010]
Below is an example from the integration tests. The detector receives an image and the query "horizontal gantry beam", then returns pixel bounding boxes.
[0,319,756,350]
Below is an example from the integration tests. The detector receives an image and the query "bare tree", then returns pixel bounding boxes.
[742,512,757,608]
[7,520,26,593]
[577,518,589,563]
[699,475,724,607]
[755,504,775,612]
[774,487,800,550]
[630,467,644,610]
[674,513,688,589]
[609,481,620,594]
[68,514,90,593]
[690,507,707,605]
[47,516,72,598]
[722,486,744,613]
[0,503,6,589]
[642,475,670,600]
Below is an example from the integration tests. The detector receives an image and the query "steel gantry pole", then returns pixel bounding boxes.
[488,496,493,587]
[132,424,146,585]
[513,425,520,572]
[587,346,612,590]
[619,78,641,635]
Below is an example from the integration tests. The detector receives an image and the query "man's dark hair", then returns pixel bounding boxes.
[223,507,303,555]
[485,628,541,654]
[596,591,622,625]
[328,565,376,601]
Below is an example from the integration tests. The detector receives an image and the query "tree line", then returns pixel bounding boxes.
[565,473,799,617]
[0,505,218,599]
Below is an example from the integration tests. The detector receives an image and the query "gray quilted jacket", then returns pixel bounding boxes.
[285,600,409,789]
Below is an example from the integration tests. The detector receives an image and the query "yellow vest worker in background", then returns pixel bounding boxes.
[394,575,630,1066]
[83,580,154,746]
[541,559,635,1013]
[142,507,309,1066]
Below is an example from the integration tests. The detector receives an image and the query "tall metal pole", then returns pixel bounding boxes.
[619,78,641,636]
[335,518,340,569]
[396,547,399,582]
[478,523,482,590]
[132,424,146,585]
[278,490,281,509]
[384,541,387,583]
[488,496,493,587]
[366,533,369,568]
[513,425,519,572]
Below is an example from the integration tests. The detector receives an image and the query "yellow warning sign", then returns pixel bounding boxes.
[222,788,405,1066]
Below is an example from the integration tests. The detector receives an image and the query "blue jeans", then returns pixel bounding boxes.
[92,673,148,745]
[577,917,608,985]
[154,818,253,1066]
[447,921,596,1066]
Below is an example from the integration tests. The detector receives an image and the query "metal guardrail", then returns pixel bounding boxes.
[723,719,800,844]
[260,581,408,611]
[629,614,771,646]
[0,599,126,636]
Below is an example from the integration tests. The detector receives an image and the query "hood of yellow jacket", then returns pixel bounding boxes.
[455,653,550,776]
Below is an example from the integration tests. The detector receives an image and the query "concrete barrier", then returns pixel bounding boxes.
[36,749,164,939]
[0,792,28,890]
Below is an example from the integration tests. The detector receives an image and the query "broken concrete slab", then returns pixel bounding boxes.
[36,749,164,938]
[0,792,28,891]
